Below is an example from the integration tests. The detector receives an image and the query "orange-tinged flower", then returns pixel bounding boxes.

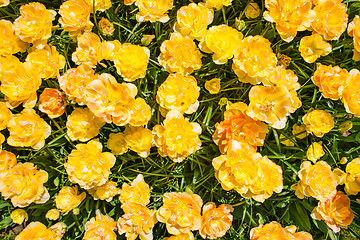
[46,209,60,221]
[125,0,136,6]
[83,210,117,240]
[117,203,158,240]
[247,85,300,129]
[0,20,28,57]
[85,73,137,125]
[119,174,150,206]
[59,0,93,37]
[156,74,200,115]
[302,109,334,137]
[174,3,213,41]
[38,88,67,119]
[64,139,116,190]
[263,0,315,42]
[341,158,360,195]
[0,0,9,7]
[98,18,115,36]
[15,222,60,240]
[0,102,12,130]
[11,209,28,224]
[0,162,49,208]
[213,151,283,202]
[84,0,112,12]
[72,32,103,68]
[205,78,220,94]
[292,124,308,139]
[164,233,194,240]
[153,110,202,162]
[203,0,232,10]
[7,109,51,150]
[200,25,243,64]
[157,192,203,235]
[213,102,268,154]
[232,35,277,85]
[55,186,86,214]
[88,181,120,202]
[66,108,105,142]
[0,150,16,174]
[245,1,261,19]
[263,66,301,92]
[101,40,122,61]
[0,55,21,78]
[341,69,360,117]
[199,203,233,239]
[291,161,339,202]
[311,191,354,233]
[0,133,4,149]
[58,64,98,105]
[124,126,153,158]
[306,142,325,163]
[311,63,349,100]
[348,15,360,61]
[158,32,202,75]
[128,98,152,126]
[0,62,42,108]
[107,132,128,155]
[136,0,173,23]
[13,2,56,44]
[299,34,332,63]
[113,43,150,82]
[26,45,65,79]
[250,222,313,240]
[311,0,348,41]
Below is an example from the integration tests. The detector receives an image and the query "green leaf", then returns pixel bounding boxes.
[290,201,311,231]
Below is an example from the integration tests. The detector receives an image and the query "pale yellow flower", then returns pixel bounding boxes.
[50,222,67,239]
[98,18,115,36]
[85,73,137,125]
[0,162,49,208]
[83,210,117,240]
[117,203,158,240]
[203,0,232,10]
[153,110,202,162]
[263,0,315,42]
[46,209,60,221]
[84,0,112,12]
[245,1,261,19]
[59,0,93,37]
[200,25,243,64]
[119,174,151,206]
[124,126,153,158]
[88,181,120,202]
[15,222,60,240]
[0,102,12,130]
[157,192,203,235]
[205,78,221,94]
[107,132,128,155]
[66,108,105,142]
[163,233,194,240]
[306,142,325,163]
[199,203,233,239]
[7,109,51,150]
[128,98,152,126]
[0,55,21,78]
[174,3,213,41]
[280,134,295,146]
[292,124,308,139]
[101,40,122,61]
[262,66,301,92]
[342,158,360,195]
[0,150,17,174]
[291,161,339,202]
[250,222,313,240]
[156,73,200,115]
[64,139,116,190]
[0,0,9,7]
[341,69,360,117]
[11,209,28,224]
[72,32,103,68]
[311,191,354,233]
[55,186,86,214]
[0,62,42,108]
[136,0,173,23]
[38,88,67,119]
[213,151,283,202]
[232,35,277,85]
[311,0,348,41]
[0,20,28,57]
[299,34,332,63]
[113,43,150,82]
[13,2,56,44]
[158,32,202,75]
[348,15,360,61]
[58,64,98,106]
[302,109,334,137]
